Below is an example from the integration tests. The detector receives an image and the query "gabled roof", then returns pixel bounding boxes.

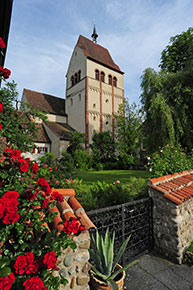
[45,122,75,141]
[76,35,123,74]
[33,124,50,143]
[148,170,193,205]
[23,89,67,116]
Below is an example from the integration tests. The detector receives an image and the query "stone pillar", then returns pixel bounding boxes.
[53,231,90,290]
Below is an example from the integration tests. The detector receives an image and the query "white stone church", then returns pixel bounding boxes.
[21,28,124,159]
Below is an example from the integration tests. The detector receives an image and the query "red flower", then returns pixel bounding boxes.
[3,68,11,79]
[79,224,86,232]
[0,272,15,290]
[43,251,57,269]
[17,158,29,173]
[25,263,38,275]
[51,191,64,203]
[25,190,37,201]
[3,148,15,157]
[3,191,19,200]
[26,252,34,264]
[23,277,45,290]
[3,212,20,224]
[37,178,48,187]
[63,217,85,235]
[41,197,48,208]
[14,255,27,275]
[4,199,18,213]
[0,103,3,113]
[0,37,5,48]
[0,199,5,219]
[32,162,39,173]
[0,123,2,130]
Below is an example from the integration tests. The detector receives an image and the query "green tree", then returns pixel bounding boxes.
[141,27,193,152]
[91,131,115,165]
[115,100,143,156]
[67,131,86,156]
[0,81,46,152]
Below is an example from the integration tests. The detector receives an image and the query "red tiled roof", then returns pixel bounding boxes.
[148,170,193,205]
[77,35,123,73]
[49,189,96,232]
[23,89,67,116]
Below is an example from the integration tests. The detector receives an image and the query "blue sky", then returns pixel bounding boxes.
[4,0,193,104]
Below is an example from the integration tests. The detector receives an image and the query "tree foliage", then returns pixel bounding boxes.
[115,100,143,156]
[141,27,193,153]
[67,131,86,156]
[91,131,115,164]
[0,81,47,152]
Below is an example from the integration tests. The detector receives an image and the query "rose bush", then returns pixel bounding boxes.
[0,147,85,289]
[0,37,85,289]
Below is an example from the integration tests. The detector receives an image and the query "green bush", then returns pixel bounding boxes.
[117,152,139,169]
[183,240,193,266]
[147,144,193,177]
[73,149,93,170]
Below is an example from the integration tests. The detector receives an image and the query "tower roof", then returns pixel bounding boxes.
[76,35,123,74]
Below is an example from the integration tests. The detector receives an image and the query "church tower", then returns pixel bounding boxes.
[65,28,124,148]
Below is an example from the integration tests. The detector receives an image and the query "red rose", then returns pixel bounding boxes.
[26,252,34,264]
[3,212,20,224]
[0,124,2,130]
[17,158,29,173]
[32,162,39,173]
[0,272,15,290]
[0,37,5,48]
[41,197,47,208]
[0,103,3,113]
[0,199,5,219]
[25,190,37,201]
[79,225,86,232]
[3,148,15,157]
[4,199,18,213]
[3,68,11,79]
[43,251,57,269]
[51,191,64,203]
[23,277,45,290]
[14,255,27,275]
[3,191,20,200]
[25,263,38,275]
[37,178,48,187]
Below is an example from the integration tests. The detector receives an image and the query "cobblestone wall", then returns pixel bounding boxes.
[149,187,193,264]
[53,231,90,289]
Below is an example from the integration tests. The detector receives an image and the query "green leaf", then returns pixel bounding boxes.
[0,257,10,268]
[110,259,138,281]
[107,279,118,290]
[0,266,11,277]
[112,235,131,270]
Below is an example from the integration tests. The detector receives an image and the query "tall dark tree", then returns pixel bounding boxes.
[141,27,193,152]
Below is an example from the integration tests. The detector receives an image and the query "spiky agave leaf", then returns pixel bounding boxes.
[106,230,115,277]
[90,264,108,281]
[90,233,103,272]
[112,235,131,271]
[107,279,118,290]
[110,259,138,281]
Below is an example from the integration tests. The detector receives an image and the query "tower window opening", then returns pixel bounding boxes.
[75,73,78,84]
[113,77,117,87]
[101,71,105,82]
[71,76,74,87]
[108,75,112,85]
[79,93,81,101]
[78,70,81,82]
[95,69,99,80]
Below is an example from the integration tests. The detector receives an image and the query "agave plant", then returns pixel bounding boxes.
[89,228,138,290]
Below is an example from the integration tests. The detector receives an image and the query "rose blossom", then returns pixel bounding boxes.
[0,272,15,290]
[3,191,19,200]
[32,162,39,173]
[14,255,27,275]
[3,212,20,225]
[43,251,57,269]
[0,37,5,48]
[3,68,11,79]
[17,158,29,173]
[0,103,3,113]
[0,123,2,130]
[51,191,64,203]
[23,277,45,290]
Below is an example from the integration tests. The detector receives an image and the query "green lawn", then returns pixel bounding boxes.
[76,170,151,185]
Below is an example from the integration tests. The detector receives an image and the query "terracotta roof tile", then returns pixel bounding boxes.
[50,188,96,231]
[77,35,123,74]
[149,170,193,205]
[23,89,67,116]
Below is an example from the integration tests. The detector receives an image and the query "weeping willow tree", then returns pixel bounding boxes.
[140,28,193,153]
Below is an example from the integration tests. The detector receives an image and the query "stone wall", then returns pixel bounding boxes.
[53,231,90,289]
[149,187,193,264]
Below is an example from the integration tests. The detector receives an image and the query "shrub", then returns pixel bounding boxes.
[73,149,93,170]
[117,152,139,169]
[0,147,86,289]
[183,240,193,266]
[146,144,193,177]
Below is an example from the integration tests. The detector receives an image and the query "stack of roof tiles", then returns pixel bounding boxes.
[148,170,193,205]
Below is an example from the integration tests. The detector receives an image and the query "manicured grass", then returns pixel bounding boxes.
[76,170,151,185]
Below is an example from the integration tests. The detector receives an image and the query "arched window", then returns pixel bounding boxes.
[95,69,99,80]
[75,73,78,84]
[108,75,112,85]
[113,77,117,87]
[71,76,74,87]
[101,71,105,82]
[78,70,81,82]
